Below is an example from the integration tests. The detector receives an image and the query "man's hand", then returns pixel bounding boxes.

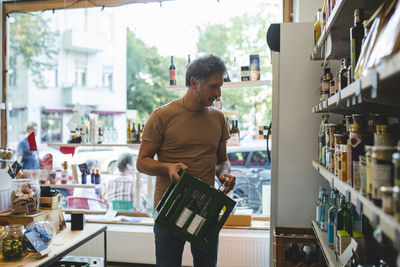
[218,173,236,194]
[166,163,188,183]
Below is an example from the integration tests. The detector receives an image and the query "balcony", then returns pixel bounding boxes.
[62,86,125,108]
[62,29,106,53]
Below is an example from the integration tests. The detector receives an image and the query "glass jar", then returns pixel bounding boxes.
[371,146,396,206]
[374,125,393,146]
[0,224,27,260]
[381,186,395,215]
[11,178,40,214]
[340,144,348,183]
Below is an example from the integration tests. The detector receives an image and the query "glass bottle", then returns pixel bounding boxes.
[131,122,137,144]
[169,56,176,85]
[175,190,200,228]
[316,187,326,226]
[186,54,191,69]
[335,196,352,243]
[127,119,131,144]
[319,114,329,165]
[91,169,95,184]
[328,190,339,249]
[81,170,87,184]
[95,169,101,184]
[186,194,211,236]
[350,8,364,82]
[137,123,141,144]
[320,192,329,232]
[347,124,365,189]
[1,224,27,260]
[339,58,349,90]
[165,187,189,220]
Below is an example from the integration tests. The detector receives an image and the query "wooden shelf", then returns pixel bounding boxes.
[165,79,271,91]
[311,220,338,267]
[312,160,400,246]
[43,183,100,189]
[47,143,140,148]
[312,51,400,115]
[311,0,384,60]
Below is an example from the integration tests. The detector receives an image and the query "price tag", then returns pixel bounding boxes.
[336,90,341,106]
[395,229,400,251]
[330,178,334,189]
[323,100,328,109]
[372,212,379,227]
[356,198,362,215]
[370,69,378,99]
[346,98,350,108]
[352,95,356,106]
[345,190,350,203]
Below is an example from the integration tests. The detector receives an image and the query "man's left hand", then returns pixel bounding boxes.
[218,173,236,194]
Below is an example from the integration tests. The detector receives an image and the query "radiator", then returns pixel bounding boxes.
[69,225,269,267]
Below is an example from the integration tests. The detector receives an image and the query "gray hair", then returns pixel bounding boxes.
[185,54,226,87]
[117,153,133,173]
[25,121,38,133]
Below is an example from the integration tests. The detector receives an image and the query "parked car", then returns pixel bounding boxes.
[227,143,270,214]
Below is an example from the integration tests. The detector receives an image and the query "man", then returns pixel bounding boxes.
[136,54,236,267]
[17,121,41,170]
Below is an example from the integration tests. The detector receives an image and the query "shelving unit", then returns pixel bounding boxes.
[311,0,383,60]
[311,220,338,267]
[312,51,400,115]
[47,143,141,149]
[312,160,400,247]
[45,183,100,189]
[165,79,271,91]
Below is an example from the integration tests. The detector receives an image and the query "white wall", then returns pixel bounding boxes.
[293,0,323,22]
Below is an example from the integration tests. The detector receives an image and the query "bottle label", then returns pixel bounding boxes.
[170,70,176,80]
[175,207,193,228]
[353,161,360,189]
[328,223,334,245]
[187,214,206,235]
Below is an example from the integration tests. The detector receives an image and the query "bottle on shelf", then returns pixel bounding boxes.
[350,8,364,82]
[316,187,326,226]
[186,54,191,69]
[328,189,339,249]
[81,170,87,184]
[314,9,322,45]
[320,192,329,232]
[130,122,137,144]
[223,60,231,82]
[61,161,68,185]
[347,124,365,190]
[318,114,329,165]
[339,58,349,90]
[169,56,176,86]
[91,169,95,184]
[95,169,101,184]
[97,124,103,144]
[215,97,222,109]
[231,57,240,82]
[137,123,141,144]
[127,119,131,144]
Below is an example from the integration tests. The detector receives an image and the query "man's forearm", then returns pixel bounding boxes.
[137,157,169,177]
[216,160,231,178]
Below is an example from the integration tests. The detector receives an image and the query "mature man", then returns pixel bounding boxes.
[136,54,236,267]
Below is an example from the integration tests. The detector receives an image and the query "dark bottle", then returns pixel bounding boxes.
[95,169,101,184]
[335,195,352,256]
[186,194,211,236]
[165,187,188,220]
[186,54,191,68]
[175,190,200,228]
[137,123,141,144]
[350,8,364,82]
[223,61,231,82]
[169,56,176,85]
[81,170,87,184]
[339,58,349,90]
[91,169,95,184]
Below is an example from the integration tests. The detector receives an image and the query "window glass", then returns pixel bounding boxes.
[228,151,249,166]
[249,150,270,168]
[41,111,62,143]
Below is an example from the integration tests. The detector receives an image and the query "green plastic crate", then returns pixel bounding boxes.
[112,200,134,212]
[154,170,236,251]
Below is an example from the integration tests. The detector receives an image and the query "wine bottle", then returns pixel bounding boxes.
[137,123,141,144]
[130,122,137,144]
[175,190,200,228]
[350,8,364,82]
[186,194,211,235]
[95,169,101,184]
[186,54,191,69]
[91,169,95,184]
[81,170,87,184]
[165,187,188,220]
[127,120,131,144]
[169,56,176,85]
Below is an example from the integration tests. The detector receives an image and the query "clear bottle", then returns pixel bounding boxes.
[328,189,339,249]
[231,57,240,82]
[316,187,326,226]
[314,9,322,45]
[320,192,329,232]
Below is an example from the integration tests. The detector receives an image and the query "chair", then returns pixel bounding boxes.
[66,196,109,210]
[112,200,134,212]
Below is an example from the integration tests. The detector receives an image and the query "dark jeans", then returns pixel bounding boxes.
[153,223,219,267]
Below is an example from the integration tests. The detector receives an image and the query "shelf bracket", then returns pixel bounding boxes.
[345,190,350,203]
[372,212,379,228]
[355,79,362,104]
[336,90,341,106]
[356,198,362,215]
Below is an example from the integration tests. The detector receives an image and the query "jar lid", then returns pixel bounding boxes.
[380,186,394,194]
[349,124,360,132]
[393,152,400,163]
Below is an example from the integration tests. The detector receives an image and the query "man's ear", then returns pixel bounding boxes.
[190,77,197,88]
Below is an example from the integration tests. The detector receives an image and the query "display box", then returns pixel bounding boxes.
[154,170,236,251]
[40,194,61,210]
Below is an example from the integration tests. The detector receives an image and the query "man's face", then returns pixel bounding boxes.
[192,72,223,107]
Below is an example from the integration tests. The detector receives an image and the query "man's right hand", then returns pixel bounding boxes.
[166,163,188,183]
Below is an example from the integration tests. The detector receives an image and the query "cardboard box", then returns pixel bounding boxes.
[224,214,252,226]
[154,170,236,251]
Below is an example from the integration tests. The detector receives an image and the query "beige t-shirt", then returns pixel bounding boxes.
[142,98,230,207]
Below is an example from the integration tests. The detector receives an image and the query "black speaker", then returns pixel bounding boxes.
[266,24,281,52]
[71,213,85,230]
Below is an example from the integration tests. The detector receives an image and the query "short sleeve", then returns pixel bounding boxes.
[220,113,231,144]
[142,109,164,144]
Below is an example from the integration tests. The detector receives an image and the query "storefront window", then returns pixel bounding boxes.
[41,111,62,143]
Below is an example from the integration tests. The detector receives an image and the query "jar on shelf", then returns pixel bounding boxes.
[374,125,393,146]
[381,186,395,215]
[371,146,397,206]
[11,178,40,214]
[339,144,348,183]
[1,224,27,260]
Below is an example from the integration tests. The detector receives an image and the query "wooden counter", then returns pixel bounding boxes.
[0,223,107,267]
